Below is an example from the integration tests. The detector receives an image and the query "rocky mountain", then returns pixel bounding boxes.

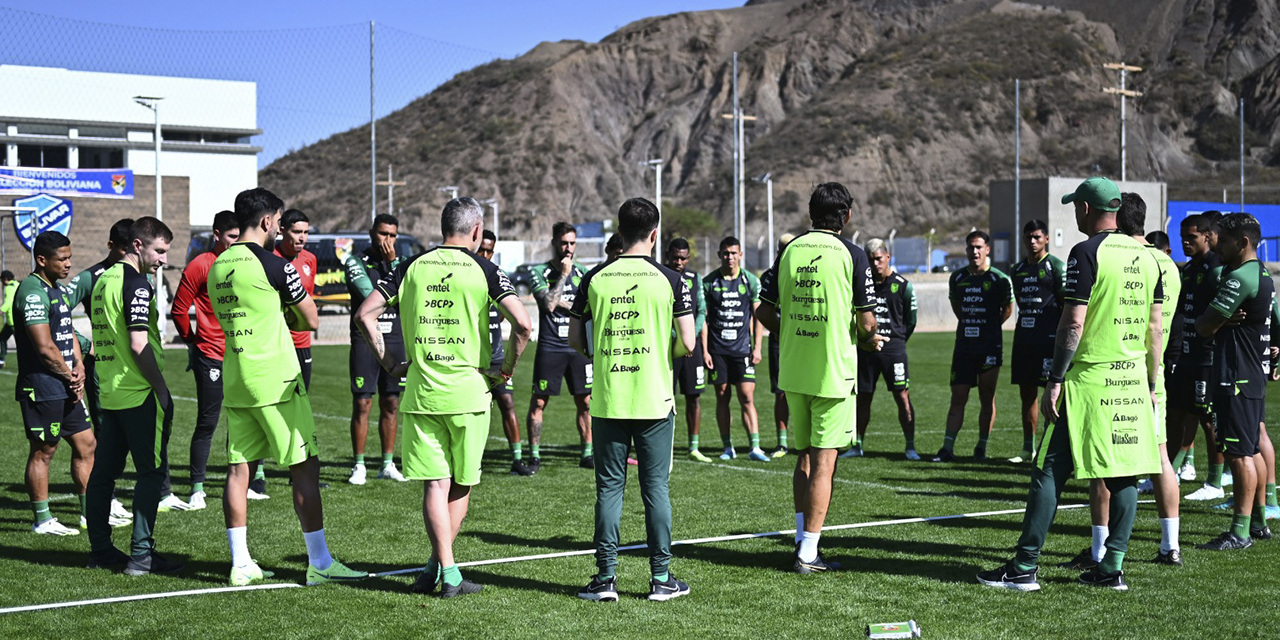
[260,0,1280,248]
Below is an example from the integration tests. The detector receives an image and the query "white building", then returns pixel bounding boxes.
[0,65,259,227]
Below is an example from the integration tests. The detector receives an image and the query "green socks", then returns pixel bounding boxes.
[749,433,760,450]
[510,442,522,461]
[253,467,266,481]
[1232,513,1251,539]
[1098,550,1125,575]
[531,444,540,459]
[354,454,366,466]
[78,494,87,517]
[1208,464,1224,489]
[382,453,394,467]
[690,435,700,451]
[582,443,593,458]
[425,558,441,584]
[942,433,957,453]
[192,482,205,494]
[442,565,462,588]
[1267,483,1278,508]
[1171,448,1188,471]
[653,572,669,583]
[32,500,51,525]
[1252,505,1266,530]
[1186,449,1196,467]
[778,430,788,449]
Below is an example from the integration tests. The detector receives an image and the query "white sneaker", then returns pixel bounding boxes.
[1184,483,1225,501]
[1178,463,1196,482]
[1136,478,1154,494]
[33,518,80,536]
[81,514,129,528]
[348,463,367,485]
[1222,470,1234,485]
[110,498,132,520]
[719,447,737,460]
[187,491,207,510]
[377,463,409,482]
[158,494,192,512]
[246,488,270,500]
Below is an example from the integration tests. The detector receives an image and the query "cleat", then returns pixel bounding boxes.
[1178,463,1196,482]
[1212,497,1236,510]
[124,551,184,576]
[230,561,275,586]
[839,445,864,459]
[348,463,367,486]
[157,494,192,512]
[86,546,130,570]
[975,562,1040,592]
[410,567,440,594]
[1136,479,1154,495]
[647,575,690,601]
[439,578,483,599]
[771,446,789,458]
[1250,525,1272,540]
[688,449,713,463]
[577,575,619,602]
[719,448,737,460]
[931,448,955,463]
[1197,531,1253,551]
[579,455,595,470]
[1267,505,1280,520]
[110,499,132,520]
[905,449,921,461]
[1151,549,1183,566]
[377,463,410,482]
[1008,449,1034,464]
[187,491,207,511]
[793,544,834,574]
[972,447,988,461]
[306,558,369,586]
[1184,483,1225,501]
[248,475,267,496]
[33,518,79,536]
[1057,548,1099,571]
[246,488,270,500]
[525,457,542,475]
[1077,568,1127,591]
[510,459,532,476]
[748,448,771,462]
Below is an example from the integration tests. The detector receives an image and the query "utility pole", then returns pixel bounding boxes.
[376,165,405,214]
[370,21,377,221]
[1103,62,1142,183]
[643,159,663,259]
[1240,97,1246,213]
[480,198,500,240]
[732,52,739,241]
[753,173,773,264]
[1014,78,1021,264]
[133,96,163,220]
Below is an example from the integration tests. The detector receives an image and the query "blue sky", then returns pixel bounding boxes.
[1,1,744,165]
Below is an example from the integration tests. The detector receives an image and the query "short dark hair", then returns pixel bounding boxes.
[233,187,284,232]
[372,213,398,230]
[212,210,237,234]
[34,231,71,259]
[1117,193,1146,236]
[0,271,12,281]
[109,218,134,247]
[809,182,852,231]
[617,198,659,248]
[282,209,309,231]
[719,236,741,252]
[551,221,576,241]
[1181,213,1217,234]
[129,216,173,247]
[966,230,991,246]
[605,233,623,254]
[482,229,497,243]
[667,237,690,253]
[1022,219,1048,235]
[1218,212,1262,248]
[1145,230,1170,250]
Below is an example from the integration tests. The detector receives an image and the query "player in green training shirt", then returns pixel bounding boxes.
[212,188,367,587]
[978,177,1164,592]
[569,197,696,602]
[84,217,183,575]
[1008,219,1066,463]
[0,270,18,367]
[1194,213,1275,550]
[356,197,531,598]
[16,232,93,537]
[759,183,879,573]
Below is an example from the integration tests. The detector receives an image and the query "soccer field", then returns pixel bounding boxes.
[0,332,1275,638]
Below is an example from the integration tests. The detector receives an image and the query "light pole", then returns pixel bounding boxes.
[644,159,663,259]
[376,165,405,215]
[753,173,773,264]
[439,186,458,201]
[480,198,500,240]
[1103,63,1142,183]
[133,96,163,220]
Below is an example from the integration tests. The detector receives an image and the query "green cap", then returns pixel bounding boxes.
[1061,177,1121,212]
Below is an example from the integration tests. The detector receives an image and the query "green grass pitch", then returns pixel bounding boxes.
[0,332,1275,638]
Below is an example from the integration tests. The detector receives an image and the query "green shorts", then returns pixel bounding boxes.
[226,387,318,467]
[402,410,490,486]
[786,391,856,450]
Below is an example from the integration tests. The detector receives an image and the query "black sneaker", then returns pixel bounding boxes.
[1057,547,1099,570]
[123,550,185,576]
[510,459,532,476]
[579,455,595,470]
[410,568,439,594]
[249,476,267,495]
[975,562,1040,592]
[1197,531,1253,551]
[87,546,130,570]
[1151,549,1183,566]
[439,579,483,599]
[931,448,954,463]
[525,457,542,475]
[818,552,842,571]
[793,544,834,574]
[577,575,619,602]
[647,575,690,601]
[1078,568,1127,591]
[1250,525,1272,540]
[972,447,988,461]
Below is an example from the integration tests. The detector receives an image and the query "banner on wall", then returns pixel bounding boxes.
[0,167,133,199]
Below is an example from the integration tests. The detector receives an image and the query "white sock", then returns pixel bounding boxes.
[795,513,805,544]
[1091,525,1109,562]
[303,528,333,570]
[798,531,821,563]
[227,527,251,568]
[1159,517,1180,553]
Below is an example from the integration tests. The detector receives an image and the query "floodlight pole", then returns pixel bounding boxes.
[1103,63,1142,183]
[1014,78,1021,264]
[1240,97,1246,213]
[645,159,663,259]
[439,186,459,201]
[480,198,500,240]
[753,173,773,264]
[133,97,163,220]
[371,20,377,221]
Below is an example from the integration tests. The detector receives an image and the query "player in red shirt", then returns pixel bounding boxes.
[170,211,245,509]
[275,209,318,388]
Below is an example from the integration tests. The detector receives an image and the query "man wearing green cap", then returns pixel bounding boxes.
[978,177,1165,592]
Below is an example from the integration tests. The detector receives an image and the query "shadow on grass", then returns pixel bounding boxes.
[464,530,586,552]
[0,542,237,585]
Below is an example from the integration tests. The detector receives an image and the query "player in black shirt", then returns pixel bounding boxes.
[476,231,529,475]
[1008,220,1066,463]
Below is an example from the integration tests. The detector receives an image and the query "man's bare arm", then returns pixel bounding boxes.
[355,288,397,371]
[757,301,779,334]
[495,295,532,374]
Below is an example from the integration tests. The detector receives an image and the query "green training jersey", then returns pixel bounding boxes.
[760,229,876,398]
[1011,253,1066,345]
[1208,259,1274,399]
[703,268,761,356]
[949,266,1013,354]
[90,262,162,410]
[13,273,76,402]
[530,259,588,353]
[1064,231,1164,365]
[570,255,693,419]
[1,280,17,327]
[375,245,516,415]
[1147,244,1180,395]
[209,242,307,408]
